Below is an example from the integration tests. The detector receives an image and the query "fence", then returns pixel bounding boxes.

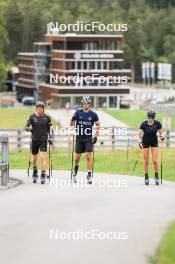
[0,128,174,152]
[0,135,9,186]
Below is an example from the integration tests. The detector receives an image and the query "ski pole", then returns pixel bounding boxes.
[48,143,51,182]
[160,140,163,184]
[133,148,142,172]
[48,141,54,181]
[51,144,53,178]
[92,145,95,178]
[71,132,75,182]
[48,125,54,181]
[27,136,32,177]
[126,137,129,168]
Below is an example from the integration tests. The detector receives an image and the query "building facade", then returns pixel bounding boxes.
[16,33,131,108]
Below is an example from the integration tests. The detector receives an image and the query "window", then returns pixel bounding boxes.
[77,61,81,70]
[103,61,107,70]
[70,61,75,70]
[83,61,87,70]
[89,61,95,70]
[97,61,101,70]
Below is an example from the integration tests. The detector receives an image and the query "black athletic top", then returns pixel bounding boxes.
[25,113,52,141]
[139,120,162,144]
[71,109,99,139]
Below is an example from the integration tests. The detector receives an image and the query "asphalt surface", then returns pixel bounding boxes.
[0,170,175,264]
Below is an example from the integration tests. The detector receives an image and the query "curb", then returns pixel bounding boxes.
[0,177,23,191]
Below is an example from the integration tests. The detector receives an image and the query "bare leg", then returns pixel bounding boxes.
[151,147,158,173]
[74,153,81,165]
[85,152,93,171]
[72,153,81,182]
[143,148,149,174]
[32,154,37,168]
[40,152,47,172]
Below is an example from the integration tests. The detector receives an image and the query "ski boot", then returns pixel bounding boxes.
[41,171,46,184]
[72,164,78,183]
[32,168,38,184]
[87,171,92,185]
[155,173,159,186]
[144,174,149,186]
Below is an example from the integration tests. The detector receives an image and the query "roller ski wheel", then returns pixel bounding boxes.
[144,178,149,186]
[41,172,46,184]
[32,169,38,184]
[72,171,77,183]
[155,177,159,186]
[33,177,38,184]
[87,172,92,185]
[72,165,78,183]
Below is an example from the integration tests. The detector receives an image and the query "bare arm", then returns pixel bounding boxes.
[158,128,164,140]
[70,120,76,127]
[137,129,143,143]
[70,111,77,127]
[94,121,100,137]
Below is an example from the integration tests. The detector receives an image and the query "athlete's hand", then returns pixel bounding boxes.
[161,136,165,141]
[92,136,97,144]
[25,127,32,132]
[48,139,53,145]
[139,142,143,149]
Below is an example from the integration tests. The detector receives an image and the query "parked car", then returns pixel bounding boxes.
[22,96,36,106]
[17,93,26,102]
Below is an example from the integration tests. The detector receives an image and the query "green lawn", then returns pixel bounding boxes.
[1,107,174,130]
[151,221,175,264]
[104,109,175,129]
[9,148,175,181]
[0,107,58,128]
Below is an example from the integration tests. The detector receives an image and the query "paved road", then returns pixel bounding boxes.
[0,170,175,264]
[47,109,128,128]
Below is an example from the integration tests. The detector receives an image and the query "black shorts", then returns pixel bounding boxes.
[31,140,47,155]
[75,137,93,154]
[142,140,158,148]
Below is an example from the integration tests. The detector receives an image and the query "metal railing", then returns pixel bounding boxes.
[0,135,9,186]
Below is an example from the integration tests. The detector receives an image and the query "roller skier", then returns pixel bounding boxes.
[25,101,53,184]
[70,96,100,184]
[137,109,164,185]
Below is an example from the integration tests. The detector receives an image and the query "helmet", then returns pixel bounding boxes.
[147,109,156,119]
[81,96,91,104]
[35,101,45,108]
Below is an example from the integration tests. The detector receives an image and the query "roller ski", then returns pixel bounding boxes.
[32,168,38,184]
[87,172,92,185]
[41,171,46,184]
[72,164,78,183]
[144,174,149,186]
[155,173,159,186]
